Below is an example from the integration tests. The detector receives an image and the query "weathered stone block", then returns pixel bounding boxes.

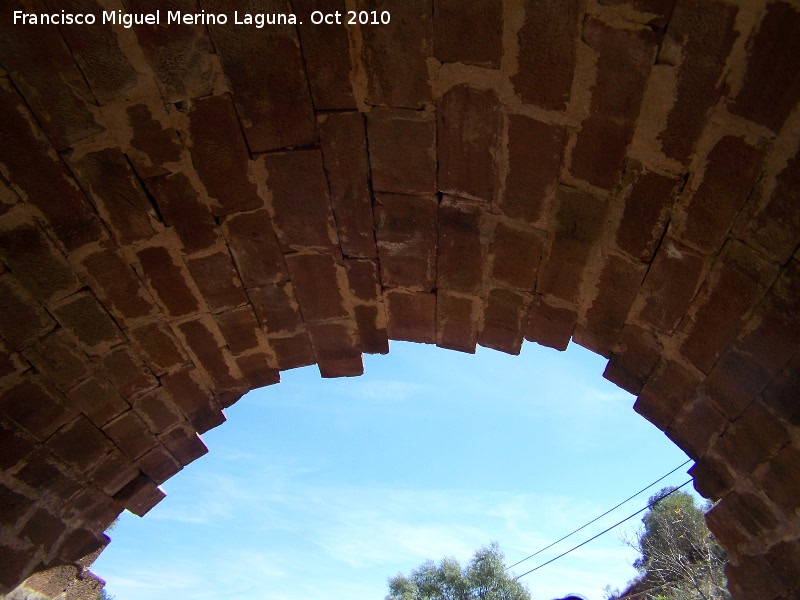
[437,198,484,294]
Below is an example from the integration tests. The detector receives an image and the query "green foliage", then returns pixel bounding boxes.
[386,543,531,600]
[610,487,730,600]
[97,589,115,600]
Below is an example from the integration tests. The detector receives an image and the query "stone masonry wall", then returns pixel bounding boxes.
[0,0,799,597]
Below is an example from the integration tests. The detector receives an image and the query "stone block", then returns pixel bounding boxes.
[759,442,800,515]
[144,173,218,253]
[160,367,223,435]
[261,150,337,251]
[132,387,184,435]
[204,0,316,150]
[21,329,88,393]
[437,198,484,294]
[174,316,245,392]
[345,259,381,302]
[318,112,376,258]
[0,378,74,442]
[702,348,772,420]
[186,251,248,313]
[358,0,432,107]
[524,296,576,351]
[67,378,129,429]
[136,444,182,485]
[479,289,530,355]
[367,109,437,195]
[269,332,316,371]
[102,346,157,400]
[762,353,800,427]
[113,473,165,517]
[687,455,734,501]
[20,508,66,552]
[633,358,701,431]
[438,85,501,202]
[500,114,565,226]
[187,93,263,216]
[125,103,183,179]
[386,291,436,344]
[489,221,543,292]
[285,252,350,322]
[129,322,188,376]
[53,292,124,355]
[46,415,113,473]
[665,396,728,460]
[0,418,35,472]
[136,245,203,318]
[214,306,262,355]
[0,543,37,592]
[376,193,438,290]
[307,321,364,378]
[234,353,280,389]
[159,425,209,467]
[0,273,56,351]
[353,304,390,355]
[103,410,158,461]
[434,0,502,68]
[248,283,304,334]
[511,0,579,111]
[714,400,788,475]
[88,449,138,496]
[436,292,479,354]
[0,481,33,528]
[80,245,155,322]
[603,324,662,395]
[223,209,287,288]
[15,449,81,502]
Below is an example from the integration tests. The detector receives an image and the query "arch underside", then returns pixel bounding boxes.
[0,0,799,597]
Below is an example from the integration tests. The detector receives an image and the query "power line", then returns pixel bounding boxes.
[506,460,692,571]
[512,480,693,580]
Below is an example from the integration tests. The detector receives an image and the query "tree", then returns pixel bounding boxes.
[386,543,531,600]
[608,487,730,600]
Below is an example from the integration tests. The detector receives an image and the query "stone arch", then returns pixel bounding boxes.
[0,1,798,597]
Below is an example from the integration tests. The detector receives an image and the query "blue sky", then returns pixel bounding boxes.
[93,340,693,600]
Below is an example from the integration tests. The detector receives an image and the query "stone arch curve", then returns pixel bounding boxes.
[0,0,798,597]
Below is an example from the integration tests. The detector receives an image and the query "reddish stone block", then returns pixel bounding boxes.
[318,112,376,258]
[765,540,800,590]
[574,254,647,357]
[479,289,530,355]
[367,109,437,195]
[615,163,681,262]
[52,292,124,354]
[714,400,788,475]
[22,329,89,394]
[205,0,316,151]
[0,542,37,591]
[0,220,81,304]
[633,358,701,431]
[659,0,739,163]
[102,346,157,400]
[353,304,390,355]
[20,508,66,552]
[132,387,184,435]
[307,321,364,378]
[679,240,778,373]
[187,94,263,216]
[0,273,56,351]
[186,251,248,313]
[762,353,800,427]
[223,209,287,288]
[285,252,350,322]
[376,193,438,290]
[214,306,261,355]
[524,296,576,351]
[15,449,81,502]
[126,0,214,101]
[235,353,280,389]
[725,554,792,600]
[634,237,706,333]
[103,410,158,461]
[603,325,662,395]
[67,378,129,429]
[759,442,800,515]
[705,495,770,553]
[160,367,222,435]
[113,473,165,517]
[175,316,245,392]
[436,292,479,354]
[143,173,218,254]
[136,444,181,485]
[270,332,316,371]
[214,388,247,410]
[701,348,772,420]
[511,0,579,111]
[386,291,436,344]
[0,481,33,528]
[88,449,138,496]
[437,198,484,293]
[261,150,337,251]
[0,84,101,251]
[46,415,113,473]
[358,0,432,107]
[0,418,35,471]
[136,246,203,317]
[434,0,502,67]
[500,114,565,226]
[731,2,800,131]
[293,0,356,110]
[665,396,728,460]
[489,221,543,291]
[66,149,155,246]
[736,150,800,265]
[125,103,183,179]
[129,321,188,377]
[0,10,102,151]
[570,19,657,189]
[66,487,118,532]
[438,85,501,202]
[0,378,74,441]
[345,259,381,302]
[57,529,108,566]
[536,187,607,303]
[687,455,734,501]
[676,136,766,254]
[159,425,209,467]
[80,245,155,323]
[248,283,304,334]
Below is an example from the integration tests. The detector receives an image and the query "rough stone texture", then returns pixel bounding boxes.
[2,3,800,597]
